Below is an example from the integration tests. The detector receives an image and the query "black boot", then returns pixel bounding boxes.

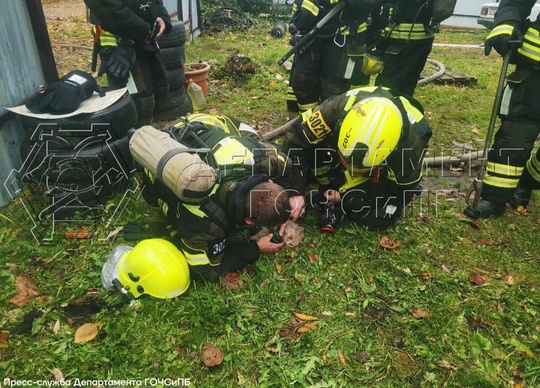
[464,200,506,219]
[510,185,532,208]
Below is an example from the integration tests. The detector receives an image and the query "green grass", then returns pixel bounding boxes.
[1,16,540,387]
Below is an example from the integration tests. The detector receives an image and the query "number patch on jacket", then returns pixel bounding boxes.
[304,110,331,143]
[208,238,226,258]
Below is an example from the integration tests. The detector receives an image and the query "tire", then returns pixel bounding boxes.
[157,20,187,49]
[21,92,137,147]
[159,88,187,112]
[160,46,185,70]
[133,94,154,127]
[167,67,186,91]
[19,135,135,184]
[153,93,192,122]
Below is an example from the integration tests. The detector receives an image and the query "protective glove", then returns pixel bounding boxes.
[98,43,136,84]
[484,22,523,56]
[122,222,169,241]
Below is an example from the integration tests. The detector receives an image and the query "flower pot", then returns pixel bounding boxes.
[184,62,210,97]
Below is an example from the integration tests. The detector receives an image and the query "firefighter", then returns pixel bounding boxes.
[280,86,432,231]
[125,115,293,282]
[369,0,456,97]
[288,0,384,113]
[464,0,540,219]
[84,0,172,126]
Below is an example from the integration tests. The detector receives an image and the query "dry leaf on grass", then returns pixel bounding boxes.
[201,343,224,367]
[307,253,319,263]
[469,271,487,286]
[435,360,457,371]
[74,322,103,343]
[411,308,432,319]
[8,276,40,307]
[297,322,318,333]
[380,236,401,250]
[65,226,89,240]
[0,332,8,349]
[51,368,64,381]
[221,272,244,291]
[292,311,319,321]
[355,351,370,363]
[337,349,347,366]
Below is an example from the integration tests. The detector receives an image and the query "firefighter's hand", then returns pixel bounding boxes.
[484,22,523,56]
[256,232,285,253]
[288,195,306,221]
[155,17,166,39]
[98,44,136,84]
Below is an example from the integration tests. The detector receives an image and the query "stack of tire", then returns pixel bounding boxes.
[18,92,137,220]
[154,20,193,122]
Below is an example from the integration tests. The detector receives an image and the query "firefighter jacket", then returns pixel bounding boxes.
[84,0,172,43]
[141,115,291,281]
[374,0,436,43]
[289,0,371,37]
[494,0,540,69]
[281,86,432,199]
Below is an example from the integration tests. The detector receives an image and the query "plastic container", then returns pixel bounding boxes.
[271,20,286,38]
[186,79,207,111]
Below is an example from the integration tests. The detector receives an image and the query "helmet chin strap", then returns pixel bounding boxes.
[112,279,135,302]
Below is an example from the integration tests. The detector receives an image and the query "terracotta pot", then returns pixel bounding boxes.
[184,62,210,97]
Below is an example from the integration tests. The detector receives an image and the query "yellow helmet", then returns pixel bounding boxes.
[337,97,403,173]
[361,52,384,76]
[102,239,190,300]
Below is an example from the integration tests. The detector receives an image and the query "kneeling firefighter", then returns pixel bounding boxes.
[127,114,293,282]
[84,0,172,126]
[464,0,540,219]
[280,86,432,231]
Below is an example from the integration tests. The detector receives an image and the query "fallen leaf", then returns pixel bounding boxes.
[469,271,487,286]
[221,272,244,291]
[477,239,498,246]
[297,325,312,333]
[501,269,515,286]
[468,316,483,330]
[337,349,347,366]
[416,215,434,224]
[421,272,431,281]
[512,365,521,378]
[435,360,457,371]
[442,264,451,273]
[516,205,529,215]
[292,311,319,321]
[65,226,89,240]
[276,263,283,274]
[51,368,64,381]
[201,343,224,367]
[244,265,256,276]
[355,351,370,363]
[74,322,103,343]
[303,323,317,330]
[37,295,53,304]
[380,236,401,250]
[53,320,61,335]
[8,276,40,307]
[106,227,123,240]
[344,312,357,317]
[0,332,8,349]
[321,311,332,316]
[308,252,319,263]
[462,218,480,229]
[411,308,432,319]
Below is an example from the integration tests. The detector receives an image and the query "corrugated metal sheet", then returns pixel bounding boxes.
[0,1,47,207]
[163,0,201,40]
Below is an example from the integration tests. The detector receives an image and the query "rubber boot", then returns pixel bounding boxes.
[464,199,506,219]
[510,185,533,209]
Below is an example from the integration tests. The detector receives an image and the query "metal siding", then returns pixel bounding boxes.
[0,1,45,206]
